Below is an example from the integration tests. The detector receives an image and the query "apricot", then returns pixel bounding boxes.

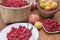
[51,2,58,9]
[44,6,51,10]
[34,21,42,29]
[40,3,46,9]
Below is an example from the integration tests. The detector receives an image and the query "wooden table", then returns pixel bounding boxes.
[0,10,60,40]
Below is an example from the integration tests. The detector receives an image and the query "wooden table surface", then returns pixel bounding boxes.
[0,10,60,40]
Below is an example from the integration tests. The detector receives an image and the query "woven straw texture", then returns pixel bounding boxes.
[0,6,31,23]
[0,0,32,23]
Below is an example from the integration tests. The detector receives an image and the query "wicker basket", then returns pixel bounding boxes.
[0,0,32,23]
[37,0,60,18]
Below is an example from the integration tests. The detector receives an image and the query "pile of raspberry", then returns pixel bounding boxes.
[42,19,60,32]
[7,25,32,40]
[1,0,29,7]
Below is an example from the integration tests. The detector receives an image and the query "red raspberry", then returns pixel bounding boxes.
[1,0,28,7]
[7,25,32,40]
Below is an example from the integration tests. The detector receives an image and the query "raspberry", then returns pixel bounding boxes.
[42,19,60,32]
[7,25,32,40]
[1,0,29,7]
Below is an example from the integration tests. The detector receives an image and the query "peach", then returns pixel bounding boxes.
[29,14,40,24]
[32,2,38,8]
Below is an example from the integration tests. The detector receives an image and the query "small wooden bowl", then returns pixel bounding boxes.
[37,0,60,18]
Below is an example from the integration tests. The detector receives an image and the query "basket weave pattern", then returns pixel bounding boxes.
[0,7,31,23]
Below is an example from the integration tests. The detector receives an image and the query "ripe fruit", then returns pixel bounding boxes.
[42,19,60,32]
[51,2,58,9]
[39,0,58,10]
[40,0,46,3]
[44,6,51,10]
[48,0,53,4]
[34,21,42,29]
[40,3,46,9]
[29,14,40,24]
[1,0,28,7]
[7,25,32,40]
[45,2,51,6]
[32,2,38,8]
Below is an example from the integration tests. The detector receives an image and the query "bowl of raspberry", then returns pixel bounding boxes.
[0,0,32,9]
[42,19,60,33]
[0,23,39,40]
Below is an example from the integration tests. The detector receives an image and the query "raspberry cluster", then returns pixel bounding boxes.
[7,25,32,40]
[1,0,28,7]
[42,19,60,32]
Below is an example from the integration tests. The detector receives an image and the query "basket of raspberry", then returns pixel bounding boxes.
[42,19,60,33]
[0,0,33,23]
[37,0,60,18]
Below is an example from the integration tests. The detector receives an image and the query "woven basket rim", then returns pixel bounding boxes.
[0,1,32,9]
